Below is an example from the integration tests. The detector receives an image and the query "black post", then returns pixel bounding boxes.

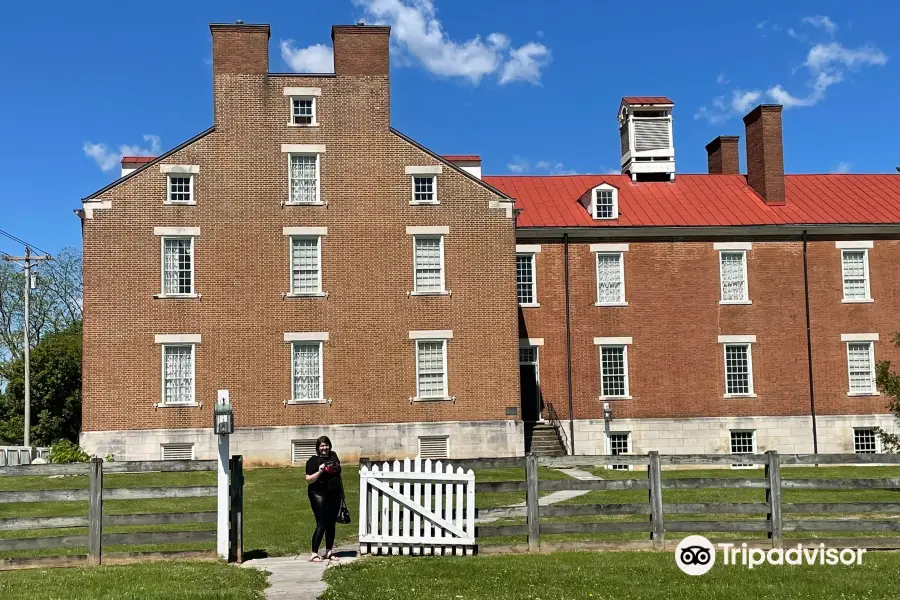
[563,233,575,454]
[228,455,244,564]
[802,230,819,456]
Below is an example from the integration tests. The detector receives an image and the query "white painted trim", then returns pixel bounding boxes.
[283,87,322,97]
[489,200,515,218]
[282,227,327,236]
[406,226,449,235]
[836,240,874,249]
[159,164,200,174]
[840,248,872,302]
[519,338,545,347]
[409,330,454,340]
[82,200,111,219]
[281,144,326,154]
[593,337,633,345]
[405,165,443,175]
[718,335,757,343]
[516,244,542,253]
[590,243,630,253]
[284,332,329,342]
[841,333,880,342]
[154,334,201,344]
[154,227,200,236]
[714,242,752,251]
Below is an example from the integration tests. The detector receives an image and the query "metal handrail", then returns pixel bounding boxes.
[545,402,570,455]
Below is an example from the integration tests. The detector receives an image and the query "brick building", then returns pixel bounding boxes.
[78,24,900,462]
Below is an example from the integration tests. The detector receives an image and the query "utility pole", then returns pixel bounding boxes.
[3,247,52,447]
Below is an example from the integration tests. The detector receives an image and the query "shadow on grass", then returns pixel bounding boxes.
[242,549,269,560]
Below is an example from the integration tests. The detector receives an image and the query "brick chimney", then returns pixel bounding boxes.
[210,22,270,75]
[743,104,785,204]
[331,25,390,76]
[705,136,740,175]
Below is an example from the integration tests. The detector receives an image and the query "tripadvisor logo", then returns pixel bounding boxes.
[675,535,866,576]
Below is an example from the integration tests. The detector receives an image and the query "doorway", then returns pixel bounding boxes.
[519,346,542,423]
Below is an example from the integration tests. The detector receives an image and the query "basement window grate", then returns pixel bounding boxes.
[161,443,194,461]
[418,436,450,460]
[292,439,318,464]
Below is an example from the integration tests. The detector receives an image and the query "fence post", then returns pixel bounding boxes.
[765,450,783,549]
[88,457,103,566]
[525,453,540,552]
[228,455,244,564]
[648,451,664,550]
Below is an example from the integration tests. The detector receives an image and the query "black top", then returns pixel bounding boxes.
[306,452,342,495]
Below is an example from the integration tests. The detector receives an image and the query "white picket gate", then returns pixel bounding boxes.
[359,457,476,556]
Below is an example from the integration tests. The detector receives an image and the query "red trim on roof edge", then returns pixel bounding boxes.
[442,155,481,162]
[121,156,157,164]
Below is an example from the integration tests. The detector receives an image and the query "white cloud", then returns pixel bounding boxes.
[802,15,838,36]
[280,41,334,72]
[833,162,852,174]
[716,72,729,84]
[82,134,161,173]
[507,157,529,173]
[500,42,552,85]
[694,89,762,123]
[507,158,576,175]
[731,89,762,113]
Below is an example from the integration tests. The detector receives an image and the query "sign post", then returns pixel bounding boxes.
[214,389,234,559]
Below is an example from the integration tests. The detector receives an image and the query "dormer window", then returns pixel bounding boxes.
[592,184,618,220]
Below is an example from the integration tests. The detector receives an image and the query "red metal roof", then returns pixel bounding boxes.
[622,96,673,105]
[121,156,156,164]
[482,174,900,228]
[442,155,481,162]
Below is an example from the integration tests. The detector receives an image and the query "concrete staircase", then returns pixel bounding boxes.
[525,423,567,456]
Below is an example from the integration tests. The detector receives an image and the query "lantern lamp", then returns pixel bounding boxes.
[214,392,234,435]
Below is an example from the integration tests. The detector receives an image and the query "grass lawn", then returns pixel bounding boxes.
[322,550,900,600]
[0,561,267,600]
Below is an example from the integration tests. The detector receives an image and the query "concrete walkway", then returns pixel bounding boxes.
[243,549,358,600]
[478,467,603,523]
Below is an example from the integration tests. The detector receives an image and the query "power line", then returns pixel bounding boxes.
[0,229,53,258]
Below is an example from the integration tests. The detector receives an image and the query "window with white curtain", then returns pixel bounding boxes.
[847,342,875,395]
[596,253,624,304]
[162,345,194,405]
[841,250,870,301]
[162,237,193,295]
[292,342,323,401]
[289,154,319,204]
[414,236,444,293]
[291,237,321,294]
[719,251,748,303]
[416,340,447,399]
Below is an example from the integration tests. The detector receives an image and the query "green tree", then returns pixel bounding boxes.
[875,332,900,452]
[0,321,82,446]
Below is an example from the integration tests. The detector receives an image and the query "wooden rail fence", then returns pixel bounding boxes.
[469,452,900,553]
[0,457,243,570]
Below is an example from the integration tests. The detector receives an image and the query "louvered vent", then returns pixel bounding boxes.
[292,439,318,464]
[418,436,449,460]
[633,119,670,151]
[619,125,629,156]
[161,443,194,461]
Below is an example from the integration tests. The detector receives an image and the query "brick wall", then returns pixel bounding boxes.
[519,238,900,422]
[81,27,519,433]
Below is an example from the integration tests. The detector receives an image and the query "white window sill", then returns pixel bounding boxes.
[719,300,752,305]
[519,302,541,308]
[600,395,632,401]
[842,298,874,304]
[285,399,330,405]
[410,396,455,403]
[286,122,320,128]
[154,293,200,300]
[410,201,440,206]
[848,392,880,397]
[284,292,328,299]
[410,290,451,296]
[724,393,758,399]
[154,402,200,408]
[164,201,197,206]
[594,302,628,307]
[284,201,325,206]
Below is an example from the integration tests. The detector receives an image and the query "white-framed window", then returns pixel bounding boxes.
[162,344,195,405]
[413,236,445,293]
[288,154,320,204]
[167,175,194,204]
[161,237,194,296]
[412,176,437,204]
[415,339,448,400]
[730,430,756,469]
[290,237,322,295]
[596,253,625,305]
[592,184,619,220]
[291,97,317,126]
[719,251,749,303]
[723,343,754,397]
[854,428,879,454]
[600,346,629,398]
[846,341,876,395]
[516,253,537,305]
[292,342,324,402]
[608,432,631,471]
[841,249,871,302]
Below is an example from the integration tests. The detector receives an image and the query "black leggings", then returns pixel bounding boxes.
[309,490,340,553]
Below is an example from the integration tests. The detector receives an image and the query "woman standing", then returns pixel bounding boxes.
[305,436,342,562]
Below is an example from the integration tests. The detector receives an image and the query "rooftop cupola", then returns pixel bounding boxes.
[618,96,675,182]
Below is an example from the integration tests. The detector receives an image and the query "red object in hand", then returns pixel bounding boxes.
[324,464,338,475]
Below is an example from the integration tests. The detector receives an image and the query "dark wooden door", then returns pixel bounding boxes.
[520,364,539,422]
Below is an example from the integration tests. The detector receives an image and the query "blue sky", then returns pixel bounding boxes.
[1,0,897,255]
